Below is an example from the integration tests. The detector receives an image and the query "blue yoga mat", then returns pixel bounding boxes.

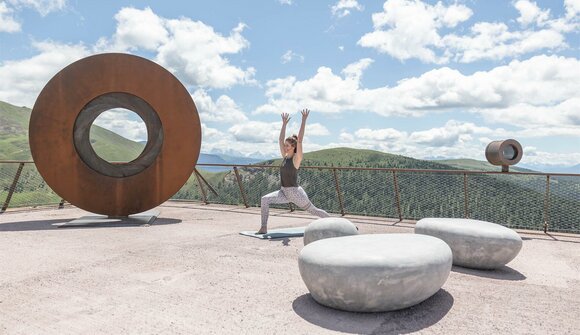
[239,227,306,239]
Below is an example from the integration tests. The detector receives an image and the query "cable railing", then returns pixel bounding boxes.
[1,160,579,234]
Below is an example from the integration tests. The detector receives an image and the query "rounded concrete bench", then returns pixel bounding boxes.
[415,218,522,270]
[303,217,358,246]
[298,234,452,312]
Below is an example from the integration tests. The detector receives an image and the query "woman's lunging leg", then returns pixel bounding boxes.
[260,189,289,232]
[284,187,330,218]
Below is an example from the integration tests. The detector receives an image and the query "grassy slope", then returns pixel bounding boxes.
[0,101,31,160]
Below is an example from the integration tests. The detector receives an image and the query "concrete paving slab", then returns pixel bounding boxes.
[0,201,579,334]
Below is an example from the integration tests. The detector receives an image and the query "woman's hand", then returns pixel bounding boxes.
[281,113,291,125]
[301,109,310,120]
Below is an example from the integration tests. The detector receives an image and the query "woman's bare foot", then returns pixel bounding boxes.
[257,227,267,234]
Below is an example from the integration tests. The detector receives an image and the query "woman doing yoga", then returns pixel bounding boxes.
[257,109,330,234]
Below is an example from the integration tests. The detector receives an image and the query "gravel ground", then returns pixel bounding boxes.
[0,202,579,335]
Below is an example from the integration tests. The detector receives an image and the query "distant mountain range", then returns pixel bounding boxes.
[519,163,580,174]
[196,153,263,172]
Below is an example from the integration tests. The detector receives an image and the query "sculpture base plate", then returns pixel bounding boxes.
[53,210,160,228]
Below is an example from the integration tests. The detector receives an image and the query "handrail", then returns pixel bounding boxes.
[0,160,34,164]
[194,163,580,177]
[2,160,577,177]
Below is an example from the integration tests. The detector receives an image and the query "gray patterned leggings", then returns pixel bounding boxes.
[261,186,330,227]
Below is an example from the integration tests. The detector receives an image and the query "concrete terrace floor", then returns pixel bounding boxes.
[0,201,579,335]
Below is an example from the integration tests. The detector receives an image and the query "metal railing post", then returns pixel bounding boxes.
[543,175,551,233]
[332,168,346,216]
[1,162,25,213]
[233,166,249,208]
[193,169,209,204]
[194,168,218,197]
[392,171,403,221]
[463,173,469,218]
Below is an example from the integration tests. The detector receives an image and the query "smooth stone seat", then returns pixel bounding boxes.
[298,234,452,312]
[303,217,358,245]
[415,218,522,270]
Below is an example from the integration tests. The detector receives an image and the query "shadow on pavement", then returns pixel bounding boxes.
[452,265,526,281]
[292,289,454,334]
[0,217,181,232]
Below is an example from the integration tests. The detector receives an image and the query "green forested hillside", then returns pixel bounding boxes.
[174,148,580,233]
[0,101,32,160]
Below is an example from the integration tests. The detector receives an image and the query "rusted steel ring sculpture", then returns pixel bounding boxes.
[30,53,201,216]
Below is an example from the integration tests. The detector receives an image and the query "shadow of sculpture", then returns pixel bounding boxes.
[452,265,526,281]
[292,289,454,334]
[0,217,181,232]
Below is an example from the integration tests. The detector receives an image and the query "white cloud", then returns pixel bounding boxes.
[565,0,580,19]
[94,8,255,89]
[281,50,304,64]
[228,121,281,143]
[255,58,371,115]
[191,89,248,123]
[442,23,566,63]
[341,57,373,81]
[354,128,407,141]
[339,131,354,142]
[358,0,473,63]
[157,20,255,89]
[331,0,363,18]
[338,45,344,51]
[287,121,330,136]
[307,123,331,136]
[0,7,256,108]
[354,121,493,150]
[255,55,580,138]
[1,0,67,33]
[359,0,577,63]
[201,123,226,141]
[408,120,493,147]
[279,0,292,5]
[477,98,580,138]
[0,2,20,32]
[515,0,550,26]
[93,109,147,142]
[227,119,330,144]
[520,150,580,167]
[7,0,66,16]
[0,40,89,107]
[109,7,168,51]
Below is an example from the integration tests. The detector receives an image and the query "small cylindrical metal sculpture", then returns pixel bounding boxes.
[485,139,523,172]
[29,53,201,216]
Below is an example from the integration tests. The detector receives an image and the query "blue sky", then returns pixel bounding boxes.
[0,0,579,169]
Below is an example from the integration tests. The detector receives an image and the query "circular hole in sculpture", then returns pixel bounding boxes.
[89,109,148,163]
[74,92,164,178]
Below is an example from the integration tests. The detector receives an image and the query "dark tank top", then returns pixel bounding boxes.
[280,156,298,187]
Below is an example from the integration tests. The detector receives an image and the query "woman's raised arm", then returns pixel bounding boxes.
[294,109,309,168]
[279,113,290,157]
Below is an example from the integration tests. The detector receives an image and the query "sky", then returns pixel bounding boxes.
[0,0,579,169]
